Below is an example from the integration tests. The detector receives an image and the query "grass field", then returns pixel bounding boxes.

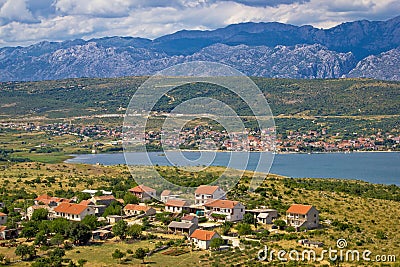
[0,239,208,267]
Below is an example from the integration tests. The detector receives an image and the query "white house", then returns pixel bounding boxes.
[286,204,319,230]
[204,199,245,222]
[194,185,226,205]
[165,199,190,213]
[190,229,221,250]
[53,203,95,221]
[160,190,180,203]
[123,204,156,216]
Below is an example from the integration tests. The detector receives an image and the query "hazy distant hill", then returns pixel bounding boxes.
[0,16,399,81]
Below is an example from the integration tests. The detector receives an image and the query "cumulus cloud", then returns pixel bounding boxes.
[0,0,38,25]
[0,0,398,47]
[227,0,310,7]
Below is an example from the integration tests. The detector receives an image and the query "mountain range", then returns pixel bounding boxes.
[0,16,399,82]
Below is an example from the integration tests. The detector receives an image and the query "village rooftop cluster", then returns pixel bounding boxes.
[0,184,320,252]
[1,122,399,153]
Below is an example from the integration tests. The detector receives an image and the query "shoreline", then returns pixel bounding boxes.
[92,149,400,155]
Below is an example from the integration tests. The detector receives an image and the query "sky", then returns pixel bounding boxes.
[0,0,399,47]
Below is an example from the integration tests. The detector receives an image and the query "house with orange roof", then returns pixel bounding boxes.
[189,229,221,249]
[129,185,156,201]
[204,199,245,222]
[123,204,156,216]
[34,194,71,207]
[286,204,319,230]
[53,203,95,221]
[165,199,190,213]
[194,185,226,205]
[0,212,7,225]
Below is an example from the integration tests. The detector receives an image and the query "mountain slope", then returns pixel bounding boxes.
[347,48,400,80]
[0,16,399,82]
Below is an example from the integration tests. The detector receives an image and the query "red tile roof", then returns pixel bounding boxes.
[204,199,240,209]
[161,190,171,196]
[35,194,70,205]
[190,229,218,241]
[54,203,91,215]
[129,185,156,193]
[195,185,220,195]
[165,199,189,207]
[181,215,196,221]
[123,204,152,212]
[79,200,94,206]
[93,195,115,201]
[286,204,313,215]
[0,212,7,216]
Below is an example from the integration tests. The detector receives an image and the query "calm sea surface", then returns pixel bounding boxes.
[65,151,400,185]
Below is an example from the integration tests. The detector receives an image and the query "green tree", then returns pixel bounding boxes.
[49,247,65,258]
[134,247,147,263]
[31,257,54,267]
[221,221,233,235]
[76,192,91,203]
[123,193,139,204]
[236,223,252,236]
[274,219,287,230]
[102,201,122,217]
[31,208,48,221]
[127,224,142,239]
[68,223,91,245]
[34,231,47,246]
[112,220,128,240]
[77,259,87,267]
[50,218,70,235]
[141,216,150,229]
[20,226,37,241]
[243,213,255,225]
[112,249,125,263]
[50,233,64,247]
[15,244,35,261]
[209,237,224,250]
[286,226,296,232]
[81,215,99,231]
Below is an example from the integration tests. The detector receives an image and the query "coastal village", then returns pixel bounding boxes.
[1,121,399,153]
[0,183,321,255]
